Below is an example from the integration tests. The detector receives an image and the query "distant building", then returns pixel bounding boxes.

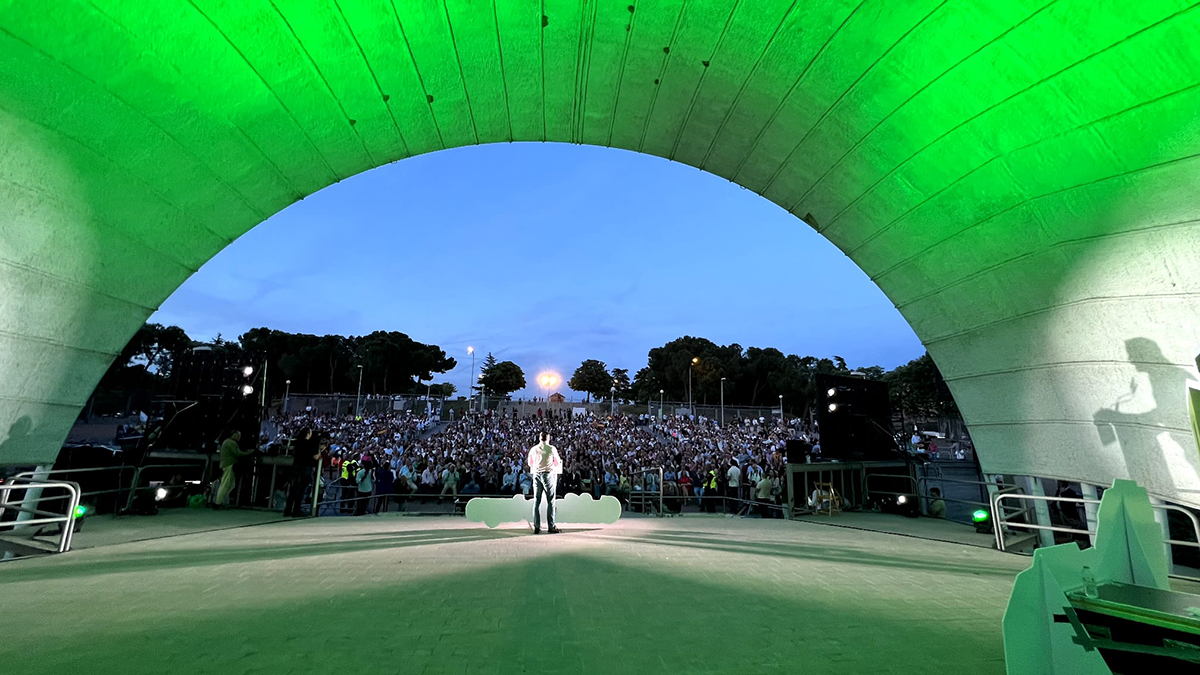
[549,392,566,403]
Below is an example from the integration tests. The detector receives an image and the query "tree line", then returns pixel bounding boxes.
[566,336,958,421]
[92,324,958,423]
[90,324,461,416]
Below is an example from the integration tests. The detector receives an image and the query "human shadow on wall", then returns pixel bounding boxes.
[0,415,35,463]
[1093,338,1200,498]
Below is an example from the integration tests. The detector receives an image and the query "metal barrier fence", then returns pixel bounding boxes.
[6,459,212,515]
[9,465,134,506]
[626,468,664,516]
[863,473,918,500]
[0,478,81,553]
[991,491,1200,582]
[125,462,211,510]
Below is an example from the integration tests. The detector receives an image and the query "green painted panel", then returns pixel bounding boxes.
[0,0,1198,508]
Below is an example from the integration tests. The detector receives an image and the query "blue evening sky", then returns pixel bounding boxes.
[151,143,923,399]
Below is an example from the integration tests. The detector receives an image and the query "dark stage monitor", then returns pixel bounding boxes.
[816,374,897,461]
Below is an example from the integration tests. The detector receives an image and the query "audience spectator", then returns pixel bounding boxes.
[268,406,814,516]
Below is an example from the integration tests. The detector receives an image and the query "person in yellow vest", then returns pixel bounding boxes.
[340,456,359,514]
[216,431,252,507]
[703,468,719,513]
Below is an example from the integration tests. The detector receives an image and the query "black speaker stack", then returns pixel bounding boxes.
[156,346,264,451]
[815,373,898,461]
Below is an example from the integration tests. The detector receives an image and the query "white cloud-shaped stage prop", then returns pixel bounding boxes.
[465,493,622,529]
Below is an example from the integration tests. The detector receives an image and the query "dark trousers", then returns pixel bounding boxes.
[284,467,313,516]
[354,491,370,516]
[726,486,740,512]
[533,472,556,531]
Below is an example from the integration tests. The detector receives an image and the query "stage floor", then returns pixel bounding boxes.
[2,512,1032,674]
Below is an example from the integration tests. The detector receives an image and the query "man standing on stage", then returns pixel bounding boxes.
[216,430,252,507]
[526,431,562,534]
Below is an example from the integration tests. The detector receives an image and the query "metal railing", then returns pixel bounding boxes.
[5,460,211,515]
[863,473,919,500]
[125,462,211,510]
[5,465,135,510]
[626,468,665,517]
[991,492,1200,580]
[0,478,81,553]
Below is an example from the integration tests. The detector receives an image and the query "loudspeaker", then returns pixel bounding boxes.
[784,439,811,464]
[816,374,896,461]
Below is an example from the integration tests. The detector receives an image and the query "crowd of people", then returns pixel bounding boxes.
[265,408,807,517]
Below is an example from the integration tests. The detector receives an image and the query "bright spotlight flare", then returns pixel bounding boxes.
[242,384,254,396]
[242,365,254,377]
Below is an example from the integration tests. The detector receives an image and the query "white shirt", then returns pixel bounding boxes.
[527,442,562,475]
[727,465,741,488]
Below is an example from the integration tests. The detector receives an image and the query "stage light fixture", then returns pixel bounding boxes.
[896,495,908,505]
[827,387,836,398]
[242,384,254,396]
[973,509,990,523]
[242,365,254,377]
[73,504,92,518]
[155,487,169,501]
[827,403,838,412]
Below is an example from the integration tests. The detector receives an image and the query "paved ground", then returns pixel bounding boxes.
[1,512,1034,674]
[795,511,998,548]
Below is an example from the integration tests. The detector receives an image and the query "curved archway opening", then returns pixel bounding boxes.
[1,2,1198,508]
[150,142,924,399]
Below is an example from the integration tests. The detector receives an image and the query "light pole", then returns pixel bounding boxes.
[355,364,364,418]
[539,373,559,414]
[778,394,784,426]
[689,356,698,417]
[720,377,726,427]
[467,346,475,412]
[611,386,616,416]
[479,372,486,412]
[284,379,291,413]
[659,389,664,420]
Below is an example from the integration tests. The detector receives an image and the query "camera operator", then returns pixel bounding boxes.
[284,427,322,517]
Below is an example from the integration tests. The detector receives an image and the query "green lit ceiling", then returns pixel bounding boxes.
[2,1,1199,503]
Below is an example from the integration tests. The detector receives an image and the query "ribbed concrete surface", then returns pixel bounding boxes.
[1,2,1198,503]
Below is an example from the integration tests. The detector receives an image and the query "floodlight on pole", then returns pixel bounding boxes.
[720,377,726,427]
[688,357,698,417]
[827,387,836,398]
[538,373,559,411]
[284,379,291,413]
[468,346,475,412]
[242,365,254,377]
[355,364,364,418]
[659,389,664,420]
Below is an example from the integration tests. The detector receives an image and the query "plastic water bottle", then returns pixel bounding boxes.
[1081,565,1098,598]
